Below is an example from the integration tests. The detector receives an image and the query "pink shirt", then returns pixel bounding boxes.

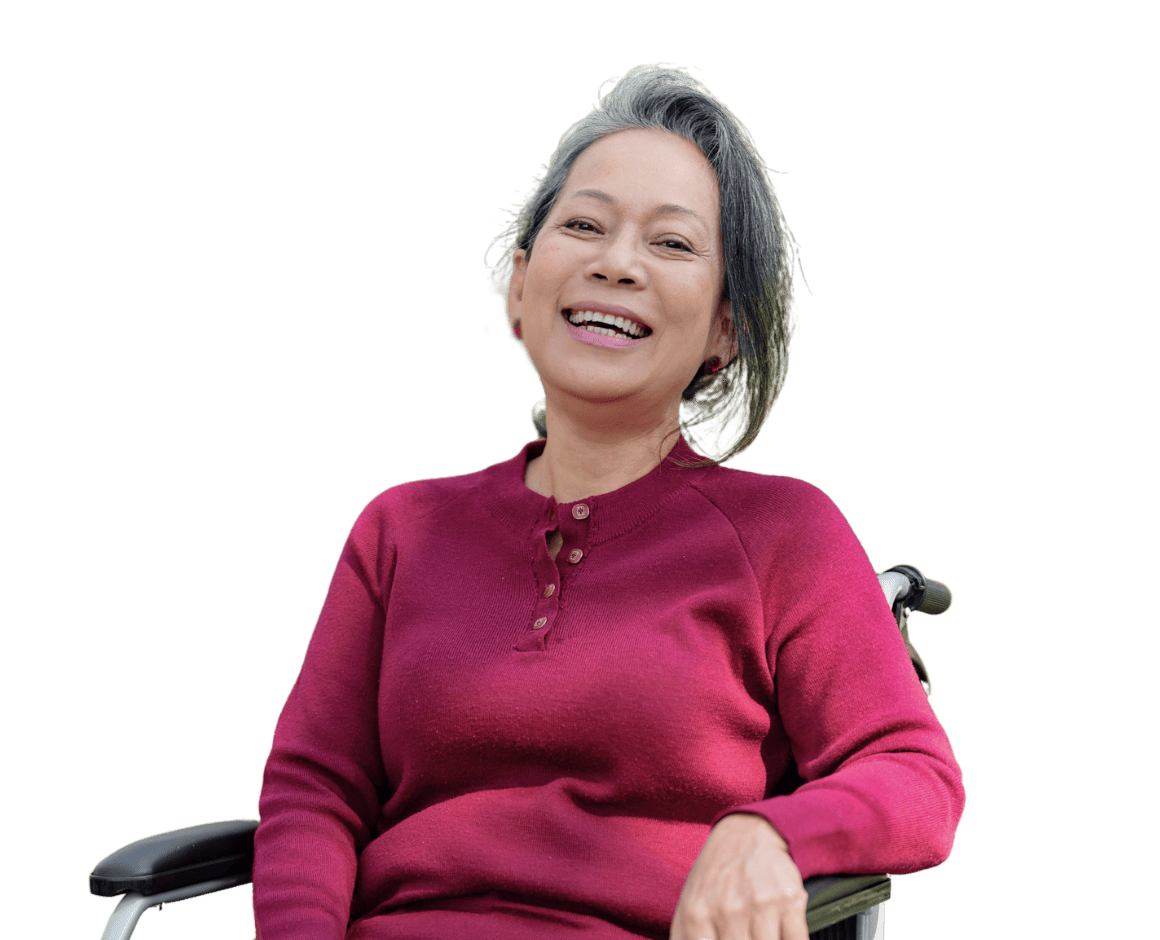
[253,439,963,939]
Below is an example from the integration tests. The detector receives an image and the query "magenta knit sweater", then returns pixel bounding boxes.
[253,439,964,940]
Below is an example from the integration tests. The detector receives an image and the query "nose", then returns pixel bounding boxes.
[586,230,645,287]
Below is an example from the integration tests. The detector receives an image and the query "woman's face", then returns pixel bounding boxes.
[508,128,733,433]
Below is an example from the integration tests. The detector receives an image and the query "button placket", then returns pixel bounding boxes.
[515,500,592,652]
[518,517,563,646]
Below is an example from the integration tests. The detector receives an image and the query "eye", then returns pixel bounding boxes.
[566,218,691,250]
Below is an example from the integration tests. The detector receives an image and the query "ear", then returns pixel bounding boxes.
[507,249,528,331]
[708,296,738,365]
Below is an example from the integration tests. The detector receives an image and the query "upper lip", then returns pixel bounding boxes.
[562,302,652,334]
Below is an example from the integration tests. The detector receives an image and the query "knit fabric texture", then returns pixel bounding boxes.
[253,438,964,939]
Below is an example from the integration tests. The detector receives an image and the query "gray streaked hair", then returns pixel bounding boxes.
[494,65,794,464]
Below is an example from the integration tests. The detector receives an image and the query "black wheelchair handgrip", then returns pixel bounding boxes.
[887,565,952,616]
[917,578,952,615]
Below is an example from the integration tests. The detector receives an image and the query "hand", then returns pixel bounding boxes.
[670,814,809,940]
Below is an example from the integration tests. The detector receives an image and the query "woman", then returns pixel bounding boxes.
[253,66,964,940]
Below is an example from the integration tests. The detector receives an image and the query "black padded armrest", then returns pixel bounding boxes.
[90,820,259,897]
[804,873,891,933]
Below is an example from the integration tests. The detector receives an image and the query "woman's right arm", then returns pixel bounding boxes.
[253,501,393,940]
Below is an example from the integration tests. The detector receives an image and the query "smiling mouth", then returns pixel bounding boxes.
[563,309,652,339]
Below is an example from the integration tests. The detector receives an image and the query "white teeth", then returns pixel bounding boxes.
[567,309,647,338]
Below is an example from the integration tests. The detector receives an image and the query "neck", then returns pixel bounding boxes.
[524,404,683,503]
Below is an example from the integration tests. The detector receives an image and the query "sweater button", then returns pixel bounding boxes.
[572,503,590,520]
[532,617,547,630]
[568,549,584,564]
[543,584,556,598]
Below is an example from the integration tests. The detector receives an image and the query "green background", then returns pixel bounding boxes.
[4,1,1150,937]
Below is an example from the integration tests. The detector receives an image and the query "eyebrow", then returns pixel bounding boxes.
[566,188,707,228]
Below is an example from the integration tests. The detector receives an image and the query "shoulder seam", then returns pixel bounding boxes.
[684,480,766,636]
[370,473,492,536]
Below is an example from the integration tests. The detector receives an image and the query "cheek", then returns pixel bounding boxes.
[531,241,570,285]
[521,253,564,310]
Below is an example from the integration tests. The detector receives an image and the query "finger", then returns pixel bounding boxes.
[710,889,752,940]
[670,901,716,940]
[777,895,810,940]
[751,906,780,940]
[746,889,810,940]
[671,921,717,940]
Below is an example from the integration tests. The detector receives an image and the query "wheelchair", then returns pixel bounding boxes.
[91,565,952,940]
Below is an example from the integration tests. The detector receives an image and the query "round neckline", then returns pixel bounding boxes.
[521,436,697,493]
[479,436,707,546]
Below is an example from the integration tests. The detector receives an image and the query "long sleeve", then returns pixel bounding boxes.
[711,479,965,880]
[253,502,394,939]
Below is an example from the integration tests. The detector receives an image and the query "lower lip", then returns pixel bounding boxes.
[562,313,648,349]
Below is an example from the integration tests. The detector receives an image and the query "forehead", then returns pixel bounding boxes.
[561,128,721,223]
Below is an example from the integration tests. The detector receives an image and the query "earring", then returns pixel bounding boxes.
[512,320,522,340]
[705,356,722,375]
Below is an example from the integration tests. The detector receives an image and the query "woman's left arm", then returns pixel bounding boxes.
[750,485,964,880]
[673,478,965,936]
